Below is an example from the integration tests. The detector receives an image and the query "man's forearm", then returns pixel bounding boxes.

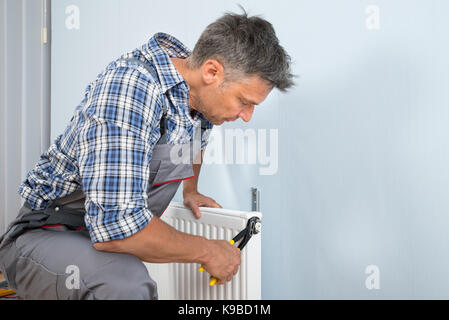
[94,216,211,265]
[183,149,203,195]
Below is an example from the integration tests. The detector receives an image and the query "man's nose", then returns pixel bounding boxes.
[238,106,255,123]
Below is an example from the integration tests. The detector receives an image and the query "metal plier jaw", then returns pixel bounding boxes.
[232,216,262,250]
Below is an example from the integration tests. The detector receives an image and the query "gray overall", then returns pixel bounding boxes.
[0,58,205,299]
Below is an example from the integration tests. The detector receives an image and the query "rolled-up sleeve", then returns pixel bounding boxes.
[77,117,155,243]
[76,65,163,243]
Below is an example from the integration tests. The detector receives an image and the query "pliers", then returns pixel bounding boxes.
[230,216,262,250]
[199,216,262,286]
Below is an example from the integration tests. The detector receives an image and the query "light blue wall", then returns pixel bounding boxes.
[1,0,51,234]
[51,0,449,299]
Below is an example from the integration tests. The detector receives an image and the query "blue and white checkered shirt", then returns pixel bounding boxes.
[18,33,214,243]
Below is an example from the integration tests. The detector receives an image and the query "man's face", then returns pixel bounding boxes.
[190,61,273,125]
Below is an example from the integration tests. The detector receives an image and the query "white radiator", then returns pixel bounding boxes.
[144,202,262,300]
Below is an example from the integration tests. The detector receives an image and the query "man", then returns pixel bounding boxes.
[0,10,294,299]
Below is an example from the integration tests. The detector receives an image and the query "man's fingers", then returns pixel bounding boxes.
[216,279,225,286]
[192,201,203,218]
[213,202,223,208]
[185,194,221,218]
[185,199,202,219]
[192,206,202,219]
[206,198,222,208]
[216,278,230,286]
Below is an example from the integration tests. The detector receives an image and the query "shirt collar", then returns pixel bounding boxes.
[142,32,190,94]
[142,32,205,128]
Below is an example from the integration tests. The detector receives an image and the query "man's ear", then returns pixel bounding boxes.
[201,59,225,85]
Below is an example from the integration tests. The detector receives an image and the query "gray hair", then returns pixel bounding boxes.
[187,8,295,92]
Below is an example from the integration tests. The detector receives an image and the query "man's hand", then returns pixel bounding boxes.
[183,191,222,219]
[202,240,241,285]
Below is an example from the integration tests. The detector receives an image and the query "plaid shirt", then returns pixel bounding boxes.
[18,33,214,243]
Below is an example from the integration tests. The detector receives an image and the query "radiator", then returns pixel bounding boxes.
[144,202,262,300]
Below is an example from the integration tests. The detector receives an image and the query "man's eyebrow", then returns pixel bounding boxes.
[240,96,259,106]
